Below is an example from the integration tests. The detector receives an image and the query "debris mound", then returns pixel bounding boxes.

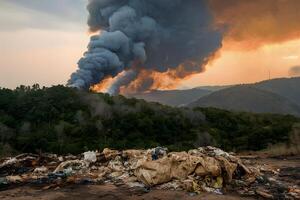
[0,147,299,199]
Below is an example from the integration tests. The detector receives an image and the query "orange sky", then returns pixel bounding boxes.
[0,29,88,88]
[1,29,299,89]
[0,0,299,89]
[180,38,300,88]
[179,0,300,88]
[208,0,300,49]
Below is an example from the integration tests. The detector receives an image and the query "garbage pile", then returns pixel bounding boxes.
[0,147,299,199]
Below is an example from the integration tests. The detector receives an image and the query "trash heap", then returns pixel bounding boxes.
[0,147,298,199]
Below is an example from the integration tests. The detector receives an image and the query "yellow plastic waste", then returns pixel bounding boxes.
[213,177,223,189]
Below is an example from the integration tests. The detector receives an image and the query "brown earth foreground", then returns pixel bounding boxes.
[0,148,299,200]
[0,184,255,200]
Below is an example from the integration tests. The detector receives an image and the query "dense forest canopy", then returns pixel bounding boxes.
[0,85,299,155]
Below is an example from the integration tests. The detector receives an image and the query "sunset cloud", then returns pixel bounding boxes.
[209,0,300,50]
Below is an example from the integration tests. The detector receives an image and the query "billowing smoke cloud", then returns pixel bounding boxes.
[209,0,300,50]
[289,66,300,77]
[68,0,222,94]
[108,70,138,94]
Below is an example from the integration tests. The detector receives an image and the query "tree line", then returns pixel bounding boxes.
[0,85,298,156]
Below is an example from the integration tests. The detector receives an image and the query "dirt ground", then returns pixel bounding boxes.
[0,156,299,200]
[0,184,255,200]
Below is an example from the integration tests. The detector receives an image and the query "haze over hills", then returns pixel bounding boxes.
[128,85,232,106]
[127,88,212,106]
[193,85,232,92]
[130,77,300,116]
[188,85,300,116]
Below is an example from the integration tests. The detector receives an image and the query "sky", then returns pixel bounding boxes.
[0,0,300,89]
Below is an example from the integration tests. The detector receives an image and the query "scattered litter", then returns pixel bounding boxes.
[0,177,8,185]
[54,160,88,173]
[6,175,23,183]
[151,147,167,160]
[103,148,119,160]
[83,151,97,163]
[34,166,48,174]
[126,182,145,188]
[0,146,298,199]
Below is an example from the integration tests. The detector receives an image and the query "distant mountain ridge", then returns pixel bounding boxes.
[188,85,300,116]
[188,77,300,116]
[130,77,300,116]
[254,77,300,106]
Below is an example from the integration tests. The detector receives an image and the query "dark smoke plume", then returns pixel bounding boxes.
[68,0,222,94]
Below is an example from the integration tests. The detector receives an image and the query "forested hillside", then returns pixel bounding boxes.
[131,77,300,115]
[0,85,298,155]
[188,85,300,116]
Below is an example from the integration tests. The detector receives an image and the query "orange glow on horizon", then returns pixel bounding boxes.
[178,38,300,88]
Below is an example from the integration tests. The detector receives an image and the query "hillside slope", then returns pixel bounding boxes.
[130,77,300,108]
[254,77,300,106]
[188,85,300,116]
